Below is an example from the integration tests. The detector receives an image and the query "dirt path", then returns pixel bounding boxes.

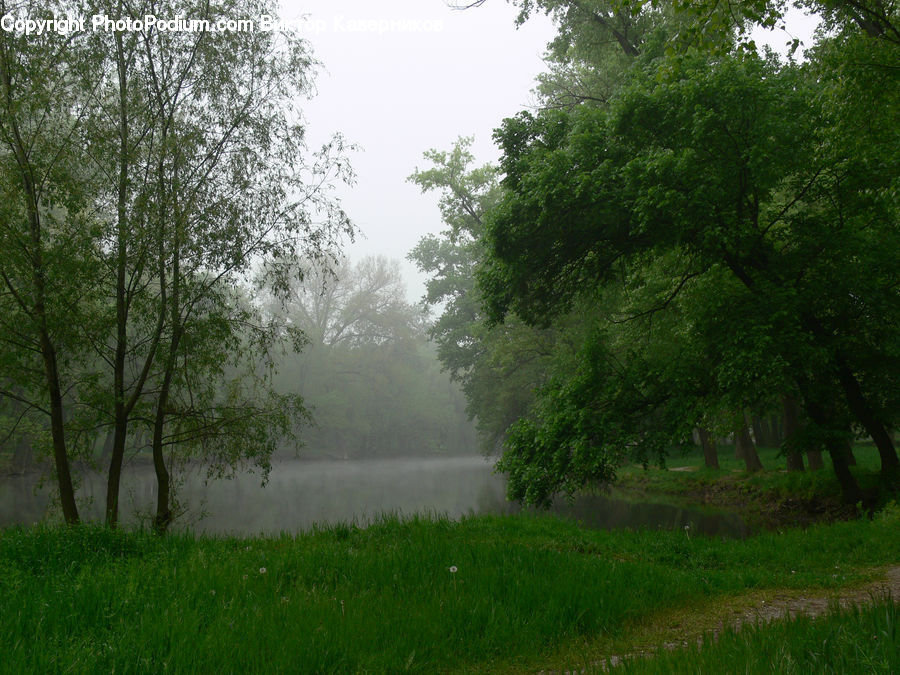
[710,565,900,630]
[541,565,900,673]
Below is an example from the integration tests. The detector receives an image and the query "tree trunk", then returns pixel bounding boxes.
[151,318,180,534]
[736,415,763,472]
[152,169,183,534]
[151,386,173,534]
[43,338,80,524]
[803,398,861,502]
[2,66,79,522]
[806,449,825,470]
[33,177,79,524]
[768,413,785,447]
[785,449,805,472]
[697,427,719,469]
[836,361,899,475]
[828,439,862,504]
[106,415,128,527]
[782,395,805,472]
[106,28,131,530]
[751,416,767,448]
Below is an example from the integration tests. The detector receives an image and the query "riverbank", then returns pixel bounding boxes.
[2,508,898,672]
[614,444,890,530]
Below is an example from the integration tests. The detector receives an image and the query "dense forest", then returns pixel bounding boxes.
[413,0,898,506]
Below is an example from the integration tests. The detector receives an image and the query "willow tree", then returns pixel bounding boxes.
[0,0,108,524]
[1,0,355,527]
[86,0,356,528]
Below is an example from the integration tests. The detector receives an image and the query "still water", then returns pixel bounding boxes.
[0,456,749,537]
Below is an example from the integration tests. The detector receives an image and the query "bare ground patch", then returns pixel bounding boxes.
[538,565,900,674]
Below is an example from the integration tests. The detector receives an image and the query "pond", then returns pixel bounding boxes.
[0,456,749,537]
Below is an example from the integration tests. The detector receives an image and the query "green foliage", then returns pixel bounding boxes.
[616,444,894,528]
[408,138,576,450]
[1,513,899,671]
[514,1,900,56]
[480,38,899,504]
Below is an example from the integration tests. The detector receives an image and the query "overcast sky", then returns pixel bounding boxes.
[281,0,819,303]
[280,0,555,302]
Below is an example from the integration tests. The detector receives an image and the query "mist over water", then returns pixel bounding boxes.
[1,456,509,534]
[1,456,749,537]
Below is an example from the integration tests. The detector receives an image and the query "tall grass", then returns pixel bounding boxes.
[1,509,898,672]
[611,598,899,673]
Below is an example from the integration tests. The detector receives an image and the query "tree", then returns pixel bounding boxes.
[0,0,107,523]
[460,1,899,50]
[735,415,764,473]
[282,256,418,349]
[128,2,352,531]
[270,255,477,459]
[1,0,355,527]
[480,48,897,503]
[696,428,719,469]
[408,138,576,451]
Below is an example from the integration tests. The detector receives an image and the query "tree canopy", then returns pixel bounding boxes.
[0,0,354,527]
[428,0,899,506]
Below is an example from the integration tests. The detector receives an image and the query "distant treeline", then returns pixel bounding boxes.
[0,255,478,474]
[268,256,478,460]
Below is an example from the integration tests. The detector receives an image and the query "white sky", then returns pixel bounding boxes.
[282,0,556,302]
[282,1,819,303]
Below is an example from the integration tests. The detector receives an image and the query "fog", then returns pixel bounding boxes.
[1,456,502,533]
[1,456,748,537]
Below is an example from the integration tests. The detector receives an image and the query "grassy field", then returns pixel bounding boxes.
[1,504,899,673]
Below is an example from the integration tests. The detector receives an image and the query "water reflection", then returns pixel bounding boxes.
[547,491,750,538]
[0,457,748,538]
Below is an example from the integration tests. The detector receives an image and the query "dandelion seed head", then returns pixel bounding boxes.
[449,565,458,574]
[260,567,267,575]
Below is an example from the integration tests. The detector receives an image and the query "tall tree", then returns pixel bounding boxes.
[271,255,477,459]
[480,49,897,503]
[1,0,355,526]
[408,138,573,450]
[0,0,107,523]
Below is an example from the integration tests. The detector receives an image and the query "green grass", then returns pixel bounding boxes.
[624,443,882,489]
[616,444,891,525]
[1,508,899,673]
[609,598,899,673]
